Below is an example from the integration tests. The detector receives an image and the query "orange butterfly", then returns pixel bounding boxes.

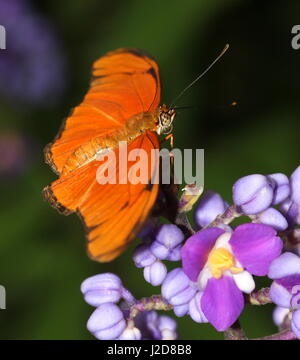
[43,48,176,262]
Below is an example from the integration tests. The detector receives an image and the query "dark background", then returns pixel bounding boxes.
[0,0,299,339]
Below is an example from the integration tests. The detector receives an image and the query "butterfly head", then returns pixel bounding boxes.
[157,104,176,135]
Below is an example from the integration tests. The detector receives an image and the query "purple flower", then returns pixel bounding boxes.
[291,165,300,207]
[233,174,274,214]
[194,191,228,227]
[87,303,126,340]
[267,173,290,205]
[268,252,300,339]
[181,224,283,331]
[150,224,184,261]
[143,260,167,286]
[253,208,288,231]
[161,268,197,307]
[0,0,65,106]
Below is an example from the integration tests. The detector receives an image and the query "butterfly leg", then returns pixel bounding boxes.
[160,133,174,148]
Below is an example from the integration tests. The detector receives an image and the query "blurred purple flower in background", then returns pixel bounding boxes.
[0,130,33,178]
[0,0,65,106]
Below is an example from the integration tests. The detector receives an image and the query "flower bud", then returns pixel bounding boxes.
[194,191,228,228]
[150,225,184,260]
[87,303,126,340]
[81,273,122,307]
[188,292,208,323]
[291,165,300,206]
[233,174,274,214]
[254,208,288,231]
[173,304,189,317]
[291,309,300,339]
[158,315,177,340]
[143,260,167,286]
[267,173,290,205]
[161,268,197,306]
[118,326,142,340]
[133,243,156,268]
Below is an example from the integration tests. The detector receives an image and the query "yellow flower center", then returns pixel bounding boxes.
[208,247,244,279]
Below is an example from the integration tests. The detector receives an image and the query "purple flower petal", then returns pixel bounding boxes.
[255,207,288,231]
[233,174,274,214]
[291,309,300,339]
[270,281,293,308]
[194,191,228,228]
[267,173,290,205]
[87,303,126,340]
[188,292,208,323]
[201,276,244,331]
[268,252,300,279]
[273,306,290,327]
[173,304,189,317]
[181,228,224,281]
[161,268,196,306]
[229,223,283,276]
[143,260,167,286]
[133,244,157,268]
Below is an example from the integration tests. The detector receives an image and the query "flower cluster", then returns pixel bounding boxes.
[81,273,177,340]
[81,165,300,340]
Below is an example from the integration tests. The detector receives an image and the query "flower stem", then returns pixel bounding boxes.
[129,295,173,319]
[252,329,297,340]
[206,205,241,228]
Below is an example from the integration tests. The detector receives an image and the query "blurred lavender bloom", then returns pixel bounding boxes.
[0,130,31,177]
[253,208,288,231]
[0,0,65,106]
[267,173,290,205]
[161,268,197,306]
[233,174,274,214]
[133,243,156,268]
[87,303,126,340]
[194,191,228,227]
[291,165,300,206]
[150,224,184,261]
[143,260,167,286]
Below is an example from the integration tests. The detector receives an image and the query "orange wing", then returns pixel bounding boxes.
[43,48,161,262]
[45,48,160,175]
[44,131,159,262]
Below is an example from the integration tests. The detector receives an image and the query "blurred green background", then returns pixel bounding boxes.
[0,0,299,339]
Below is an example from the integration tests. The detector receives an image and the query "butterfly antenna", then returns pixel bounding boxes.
[170,44,229,108]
